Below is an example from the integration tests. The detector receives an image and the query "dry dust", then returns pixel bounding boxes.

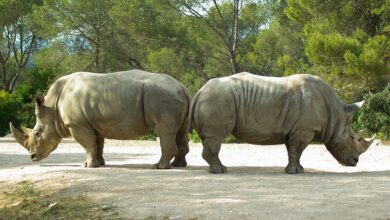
[1,138,390,219]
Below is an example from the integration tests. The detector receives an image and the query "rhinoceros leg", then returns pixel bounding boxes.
[171,131,189,167]
[285,131,314,174]
[96,136,105,166]
[69,126,101,168]
[202,137,227,174]
[153,134,178,169]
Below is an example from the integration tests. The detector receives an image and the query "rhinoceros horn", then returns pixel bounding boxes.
[355,129,368,140]
[357,133,376,154]
[9,122,28,149]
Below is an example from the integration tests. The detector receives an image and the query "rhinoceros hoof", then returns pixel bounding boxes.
[82,159,101,168]
[153,163,172,169]
[98,157,105,166]
[209,165,227,174]
[171,159,187,167]
[285,164,304,174]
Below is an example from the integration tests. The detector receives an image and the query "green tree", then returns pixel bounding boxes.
[285,0,390,101]
[0,0,42,92]
[242,21,305,76]
[34,0,117,72]
[171,0,268,75]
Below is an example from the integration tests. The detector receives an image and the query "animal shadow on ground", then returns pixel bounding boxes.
[102,164,390,178]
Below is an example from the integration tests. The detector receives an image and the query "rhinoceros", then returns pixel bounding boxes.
[191,72,376,174]
[10,69,191,168]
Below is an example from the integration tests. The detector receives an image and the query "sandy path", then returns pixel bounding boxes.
[1,139,390,219]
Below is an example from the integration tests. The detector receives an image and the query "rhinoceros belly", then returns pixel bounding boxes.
[232,127,287,145]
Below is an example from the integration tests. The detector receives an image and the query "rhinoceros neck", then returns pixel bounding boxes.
[46,80,71,139]
[315,83,345,144]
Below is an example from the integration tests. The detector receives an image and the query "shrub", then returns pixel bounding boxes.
[354,83,390,140]
[0,90,18,136]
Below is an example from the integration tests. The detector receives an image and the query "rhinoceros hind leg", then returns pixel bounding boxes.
[171,131,189,167]
[285,163,304,174]
[83,157,101,168]
[171,157,187,167]
[153,134,178,169]
[96,136,105,166]
[202,137,226,174]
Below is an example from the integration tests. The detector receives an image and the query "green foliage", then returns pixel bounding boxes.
[242,21,305,76]
[189,130,201,143]
[0,83,36,136]
[0,68,58,136]
[306,32,361,65]
[284,0,389,101]
[344,35,390,77]
[148,47,187,81]
[137,131,158,141]
[1,0,388,140]
[189,130,241,143]
[0,90,17,136]
[354,84,390,140]
[34,42,92,74]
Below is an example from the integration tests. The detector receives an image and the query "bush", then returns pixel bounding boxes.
[354,83,390,140]
[188,130,241,143]
[0,83,36,137]
[0,91,18,136]
[0,68,58,137]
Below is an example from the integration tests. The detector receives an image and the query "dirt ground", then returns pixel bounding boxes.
[0,138,390,220]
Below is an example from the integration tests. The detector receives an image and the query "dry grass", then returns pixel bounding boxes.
[0,181,120,220]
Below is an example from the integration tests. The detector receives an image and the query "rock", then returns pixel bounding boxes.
[101,205,112,211]
[48,202,59,210]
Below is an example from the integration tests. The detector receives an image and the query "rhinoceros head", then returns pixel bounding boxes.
[325,102,375,166]
[10,94,62,161]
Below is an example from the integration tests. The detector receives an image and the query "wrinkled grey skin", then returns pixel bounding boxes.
[191,72,375,174]
[10,70,191,168]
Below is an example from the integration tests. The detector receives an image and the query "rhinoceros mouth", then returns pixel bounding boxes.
[346,156,358,166]
[30,154,40,162]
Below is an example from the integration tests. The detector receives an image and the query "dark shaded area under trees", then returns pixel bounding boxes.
[0,0,389,139]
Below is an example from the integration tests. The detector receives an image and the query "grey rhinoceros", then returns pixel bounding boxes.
[191,72,375,174]
[10,69,191,168]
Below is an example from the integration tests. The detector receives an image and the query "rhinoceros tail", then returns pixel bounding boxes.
[189,91,201,132]
[180,86,192,134]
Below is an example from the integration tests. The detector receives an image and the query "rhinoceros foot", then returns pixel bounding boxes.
[82,158,101,168]
[152,163,172,169]
[285,163,304,174]
[97,157,105,166]
[209,165,227,174]
[171,158,187,167]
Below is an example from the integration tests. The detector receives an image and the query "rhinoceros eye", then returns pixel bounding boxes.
[350,135,355,140]
[33,129,41,137]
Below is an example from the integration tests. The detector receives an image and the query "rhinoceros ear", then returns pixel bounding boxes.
[36,93,45,107]
[344,101,364,118]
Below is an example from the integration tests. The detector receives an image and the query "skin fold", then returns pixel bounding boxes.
[11,70,191,169]
[191,72,375,174]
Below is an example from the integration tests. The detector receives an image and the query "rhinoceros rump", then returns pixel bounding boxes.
[10,70,191,168]
[191,73,375,174]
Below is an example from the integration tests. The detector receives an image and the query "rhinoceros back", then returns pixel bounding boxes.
[47,70,189,139]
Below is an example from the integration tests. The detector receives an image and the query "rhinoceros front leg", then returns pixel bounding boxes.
[285,131,314,174]
[153,134,178,169]
[285,143,306,174]
[69,126,101,168]
[202,137,227,174]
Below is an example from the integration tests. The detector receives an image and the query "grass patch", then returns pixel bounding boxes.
[189,130,241,143]
[0,181,120,219]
